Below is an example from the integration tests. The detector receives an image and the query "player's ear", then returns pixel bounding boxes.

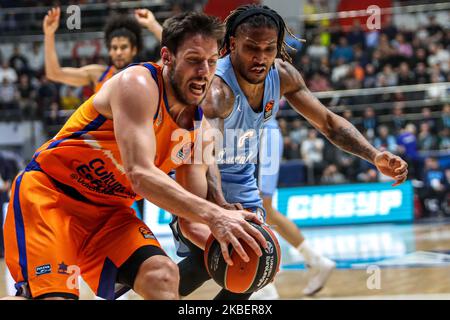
[229,36,237,52]
[160,47,172,65]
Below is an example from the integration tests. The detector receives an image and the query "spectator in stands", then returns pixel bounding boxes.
[347,20,365,47]
[426,15,444,38]
[390,102,406,134]
[428,43,450,73]
[370,49,383,73]
[420,107,437,133]
[441,104,450,129]
[378,64,398,87]
[378,34,396,59]
[381,15,398,41]
[17,73,37,119]
[397,62,415,86]
[283,136,300,160]
[353,44,370,68]
[60,86,81,110]
[0,61,18,83]
[438,128,450,150]
[411,47,428,67]
[419,157,449,216]
[418,122,438,151]
[0,78,18,112]
[301,129,325,183]
[307,72,331,92]
[365,29,380,50]
[37,74,57,117]
[397,123,418,176]
[414,62,430,84]
[318,56,331,77]
[289,119,308,146]
[374,125,398,154]
[427,73,447,100]
[362,107,377,139]
[357,168,378,183]
[363,64,377,88]
[331,57,350,85]
[321,164,347,185]
[306,36,328,63]
[9,45,29,76]
[298,55,314,79]
[392,33,413,58]
[25,42,45,76]
[331,37,353,65]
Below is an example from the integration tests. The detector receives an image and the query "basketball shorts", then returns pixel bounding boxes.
[258,125,283,197]
[4,168,165,300]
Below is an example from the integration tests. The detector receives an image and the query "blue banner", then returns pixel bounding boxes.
[275,181,414,227]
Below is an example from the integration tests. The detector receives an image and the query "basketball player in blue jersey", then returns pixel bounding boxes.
[145,5,408,299]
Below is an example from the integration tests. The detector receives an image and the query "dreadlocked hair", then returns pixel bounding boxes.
[104,14,143,52]
[220,4,299,63]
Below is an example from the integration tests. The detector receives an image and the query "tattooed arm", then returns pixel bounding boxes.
[276,59,408,186]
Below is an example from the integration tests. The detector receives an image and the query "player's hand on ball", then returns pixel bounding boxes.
[134,8,157,29]
[374,151,408,186]
[43,7,60,35]
[208,209,268,266]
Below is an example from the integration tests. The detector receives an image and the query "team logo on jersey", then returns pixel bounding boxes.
[263,100,275,121]
[36,264,52,276]
[176,142,194,162]
[139,227,156,240]
[155,108,163,127]
[58,262,69,275]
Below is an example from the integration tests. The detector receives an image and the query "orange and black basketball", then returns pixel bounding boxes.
[204,221,281,294]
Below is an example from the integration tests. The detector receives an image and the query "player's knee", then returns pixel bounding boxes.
[136,256,179,298]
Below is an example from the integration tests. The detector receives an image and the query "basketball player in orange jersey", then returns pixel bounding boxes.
[142,5,408,299]
[43,7,162,92]
[2,12,267,300]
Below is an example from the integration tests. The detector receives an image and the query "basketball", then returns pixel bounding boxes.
[204,221,281,294]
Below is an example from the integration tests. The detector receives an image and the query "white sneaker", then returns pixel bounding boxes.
[303,257,336,296]
[250,283,280,300]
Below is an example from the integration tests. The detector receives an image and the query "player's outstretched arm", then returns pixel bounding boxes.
[108,66,267,265]
[43,7,105,87]
[277,59,408,186]
[135,8,163,42]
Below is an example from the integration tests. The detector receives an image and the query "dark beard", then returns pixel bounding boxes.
[168,65,192,106]
[168,63,208,107]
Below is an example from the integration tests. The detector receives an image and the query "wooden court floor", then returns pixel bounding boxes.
[1,221,450,300]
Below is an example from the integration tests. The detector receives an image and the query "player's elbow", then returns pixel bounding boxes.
[126,164,157,195]
[318,111,336,138]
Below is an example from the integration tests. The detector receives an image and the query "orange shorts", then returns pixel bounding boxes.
[4,169,164,299]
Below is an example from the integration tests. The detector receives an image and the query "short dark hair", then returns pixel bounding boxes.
[104,15,143,52]
[161,12,225,54]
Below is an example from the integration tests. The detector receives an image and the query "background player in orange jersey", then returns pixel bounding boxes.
[43,7,162,92]
[2,12,266,300]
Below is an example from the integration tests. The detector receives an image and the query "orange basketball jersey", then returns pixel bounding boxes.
[95,65,116,93]
[32,62,203,208]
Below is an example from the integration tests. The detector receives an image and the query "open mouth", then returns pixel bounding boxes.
[250,66,266,75]
[189,82,206,96]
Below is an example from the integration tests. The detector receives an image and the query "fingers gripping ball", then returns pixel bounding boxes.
[204,222,281,294]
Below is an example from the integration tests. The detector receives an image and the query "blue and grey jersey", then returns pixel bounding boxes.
[215,55,280,209]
